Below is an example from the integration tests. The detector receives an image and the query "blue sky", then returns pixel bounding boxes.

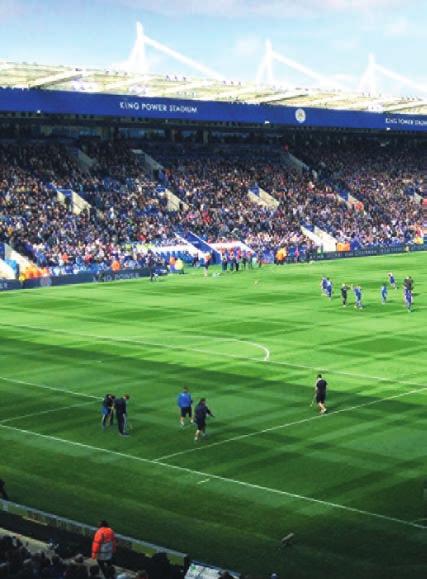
[0,0,426,95]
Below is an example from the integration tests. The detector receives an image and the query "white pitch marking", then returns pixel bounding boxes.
[0,422,424,531]
[0,321,425,389]
[132,333,271,362]
[0,400,96,424]
[154,386,427,462]
[0,375,99,400]
[223,338,270,362]
[197,478,210,485]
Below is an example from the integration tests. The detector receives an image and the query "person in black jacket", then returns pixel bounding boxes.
[114,395,130,436]
[315,374,328,414]
[194,398,214,441]
[0,479,9,500]
[341,284,350,307]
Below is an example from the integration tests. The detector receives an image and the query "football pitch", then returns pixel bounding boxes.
[0,253,426,578]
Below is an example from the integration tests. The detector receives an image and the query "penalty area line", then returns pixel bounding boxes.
[0,400,96,424]
[0,375,99,400]
[0,423,424,531]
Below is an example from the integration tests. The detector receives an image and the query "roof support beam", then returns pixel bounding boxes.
[384,100,427,113]
[26,69,91,89]
[247,91,309,104]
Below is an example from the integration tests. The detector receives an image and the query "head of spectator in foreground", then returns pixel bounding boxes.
[98,520,109,528]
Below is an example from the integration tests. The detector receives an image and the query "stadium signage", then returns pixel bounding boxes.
[0,279,21,291]
[119,100,198,114]
[0,88,426,132]
[385,116,427,127]
[0,246,424,292]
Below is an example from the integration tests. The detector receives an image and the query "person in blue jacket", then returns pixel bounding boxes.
[177,386,193,427]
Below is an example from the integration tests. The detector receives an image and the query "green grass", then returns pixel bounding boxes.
[0,253,426,579]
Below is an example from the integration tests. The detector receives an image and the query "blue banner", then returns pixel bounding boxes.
[20,267,167,290]
[311,243,426,261]
[0,279,21,291]
[0,88,426,132]
[22,272,94,289]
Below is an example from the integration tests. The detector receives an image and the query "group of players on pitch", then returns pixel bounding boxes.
[101,380,328,442]
[101,388,214,440]
[321,272,414,311]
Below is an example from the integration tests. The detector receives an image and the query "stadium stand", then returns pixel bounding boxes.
[0,135,424,279]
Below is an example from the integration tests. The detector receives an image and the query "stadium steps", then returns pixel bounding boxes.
[300,225,324,248]
[156,184,189,211]
[137,149,189,211]
[56,188,92,215]
[313,225,337,251]
[67,145,96,171]
[285,148,365,212]
[0,258,15,279]
[176,230,221,263]
[248,185,279,208]
[3,242,37,273]
[282,150,310,174]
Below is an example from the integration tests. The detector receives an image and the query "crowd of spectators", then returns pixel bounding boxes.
[289,136,424,247]
[146,141,423,253]
[0,532,273,579]
[0,143,175,276]
[0,137,424,279]
[0,533,182,579]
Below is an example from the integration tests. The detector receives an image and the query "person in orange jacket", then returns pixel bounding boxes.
[91,520,117,577]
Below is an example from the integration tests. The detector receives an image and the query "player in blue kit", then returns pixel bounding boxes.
[353,285,363,309]
[404,288,413,312]
[325,278,333,300]
[388,272,397,289]
[177,386,193,426]
[320,276,328,296]
[380,283,388,304]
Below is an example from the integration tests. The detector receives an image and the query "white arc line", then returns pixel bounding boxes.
[0,422,424,531]
[130,334,270,362]
[154,386,427,462]
[0,321,425,388]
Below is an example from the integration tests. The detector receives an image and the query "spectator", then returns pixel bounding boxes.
[0,480,9,501]
[91,521,116,578]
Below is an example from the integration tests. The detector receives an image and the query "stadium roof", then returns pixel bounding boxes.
[0,61,426,116]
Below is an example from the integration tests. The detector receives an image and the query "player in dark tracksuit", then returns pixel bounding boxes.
[341,284,350,307]
[221,253,228,272]
[194,399,214,441]
[114,395,130,436]
[101,394,115,429]
[0,479,9,501]
[147,254,155,281]
[315,374,328,414]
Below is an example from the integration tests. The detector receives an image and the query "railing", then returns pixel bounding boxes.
[0,500,186,564]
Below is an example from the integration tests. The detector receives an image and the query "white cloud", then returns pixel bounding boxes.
[0,0,24,22]
[384,16,411,37]
[331,36,361,52]
[104,0,414,19]
[233,35,263,58]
